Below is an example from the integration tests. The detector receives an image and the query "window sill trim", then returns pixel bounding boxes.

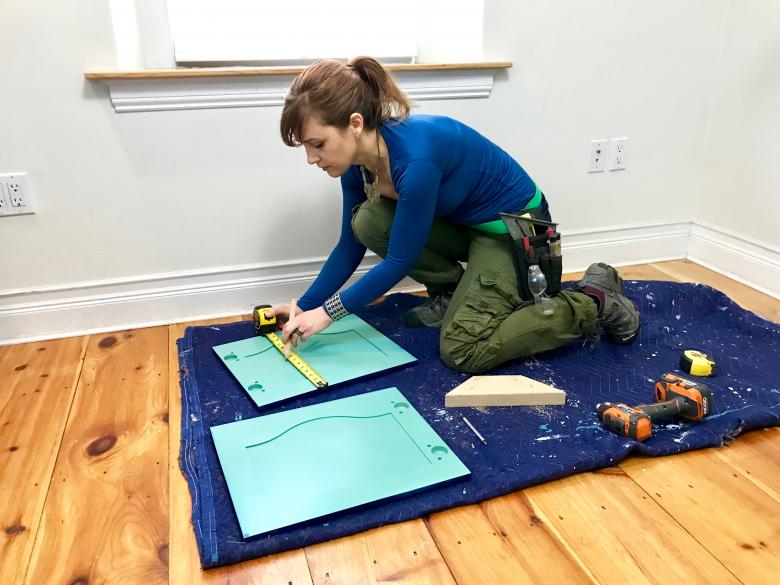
[84,61,511,113]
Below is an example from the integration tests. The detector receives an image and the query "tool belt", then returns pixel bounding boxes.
[500,208,563,302]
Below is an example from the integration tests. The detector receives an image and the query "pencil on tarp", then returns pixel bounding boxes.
[284,298,296,360]
[460,413,488,445]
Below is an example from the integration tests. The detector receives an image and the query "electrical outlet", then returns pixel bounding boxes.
[0,172,34,216]
[0,183,9,214]
[588,139,609,173]
[7,182,25,206]
[609,137,628,171]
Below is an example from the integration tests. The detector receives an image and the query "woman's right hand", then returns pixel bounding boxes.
[264,304,302,330]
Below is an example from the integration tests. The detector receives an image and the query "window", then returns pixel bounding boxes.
[165,0,483,65]
[97,1,497,113]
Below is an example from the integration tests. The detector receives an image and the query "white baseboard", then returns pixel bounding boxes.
[2,219,776,345]
[0,256,420,346]
[562,220,691,273]
[687,221,780,300]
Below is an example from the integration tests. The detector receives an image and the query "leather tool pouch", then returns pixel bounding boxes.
[500,209,563,302]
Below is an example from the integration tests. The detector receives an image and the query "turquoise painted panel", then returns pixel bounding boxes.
[213,315,417,408]
[211,387,470,538]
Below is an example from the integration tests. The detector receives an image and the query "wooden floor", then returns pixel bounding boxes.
[1,260,778,585]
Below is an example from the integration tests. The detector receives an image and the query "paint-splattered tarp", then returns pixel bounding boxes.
[177,281,779,568]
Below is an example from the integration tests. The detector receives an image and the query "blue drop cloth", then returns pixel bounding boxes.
[177,281,779,568]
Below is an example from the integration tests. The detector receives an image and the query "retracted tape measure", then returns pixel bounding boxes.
[679,349,716,377]
[253,304,328,389]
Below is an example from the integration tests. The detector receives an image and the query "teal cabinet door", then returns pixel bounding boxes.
[213,315,417,408]
[211,387,470,538]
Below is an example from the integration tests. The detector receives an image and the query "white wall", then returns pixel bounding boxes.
[483,0,729,230]
[1,0,777,343]
[685,0,780,295]
[694,0,780,242]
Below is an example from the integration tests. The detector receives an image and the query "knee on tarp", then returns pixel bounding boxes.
[439,272,519,373]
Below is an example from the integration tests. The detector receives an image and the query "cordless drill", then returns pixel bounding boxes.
[595,373,713,441]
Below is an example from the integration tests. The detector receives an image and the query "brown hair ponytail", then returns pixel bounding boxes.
[280,56,412,147]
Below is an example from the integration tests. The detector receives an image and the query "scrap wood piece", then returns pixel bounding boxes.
[444,374,566,407]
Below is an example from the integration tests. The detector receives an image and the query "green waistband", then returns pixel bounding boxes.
[470,184,543,234]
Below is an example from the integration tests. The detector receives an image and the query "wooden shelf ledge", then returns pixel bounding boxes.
[84,61,512,81]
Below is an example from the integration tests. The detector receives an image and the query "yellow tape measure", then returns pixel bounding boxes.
[265,331,328,388]
[253,304,328,389]
[679,349,716,377]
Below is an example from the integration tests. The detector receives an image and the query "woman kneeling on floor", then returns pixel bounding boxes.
[266,56,640,374]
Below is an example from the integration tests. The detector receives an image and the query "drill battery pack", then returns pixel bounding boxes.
[596,402,653,441]
[655,373,713,420]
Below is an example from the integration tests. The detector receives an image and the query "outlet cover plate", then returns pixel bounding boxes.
[0,183,9,214]
[588,139,609,173]
[0,172,34,216]
[609,138,628,171]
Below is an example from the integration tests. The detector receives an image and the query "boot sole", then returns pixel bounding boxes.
[606,324,640,344]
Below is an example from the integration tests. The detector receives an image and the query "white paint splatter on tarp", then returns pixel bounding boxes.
[673,430,694,444]
[535,434,569,441]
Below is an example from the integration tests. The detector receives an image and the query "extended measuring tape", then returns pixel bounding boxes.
[252,304,328,389]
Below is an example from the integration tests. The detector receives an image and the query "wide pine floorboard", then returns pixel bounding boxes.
[1,260,777,584]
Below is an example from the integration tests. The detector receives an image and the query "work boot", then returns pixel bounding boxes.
[572,262,640,344]
[404,291,453,328]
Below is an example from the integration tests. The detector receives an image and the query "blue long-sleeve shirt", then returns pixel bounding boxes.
[297,114,537,313]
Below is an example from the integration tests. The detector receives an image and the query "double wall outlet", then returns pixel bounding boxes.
[0,172,34,216]
[588,138,629,173]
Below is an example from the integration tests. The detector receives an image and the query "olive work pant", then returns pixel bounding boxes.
[351,198,599,374]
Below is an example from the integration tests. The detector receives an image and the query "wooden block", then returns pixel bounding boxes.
[444,375,566,407]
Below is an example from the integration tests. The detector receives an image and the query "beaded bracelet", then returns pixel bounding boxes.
[323,293,349,321]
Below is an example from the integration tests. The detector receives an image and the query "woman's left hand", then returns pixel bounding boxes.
[281,306,333,349]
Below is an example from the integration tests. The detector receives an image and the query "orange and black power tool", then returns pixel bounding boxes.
[653,373,713,420]
[595,373,713,441]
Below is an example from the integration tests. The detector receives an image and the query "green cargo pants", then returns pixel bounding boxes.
[351,198,599,374]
